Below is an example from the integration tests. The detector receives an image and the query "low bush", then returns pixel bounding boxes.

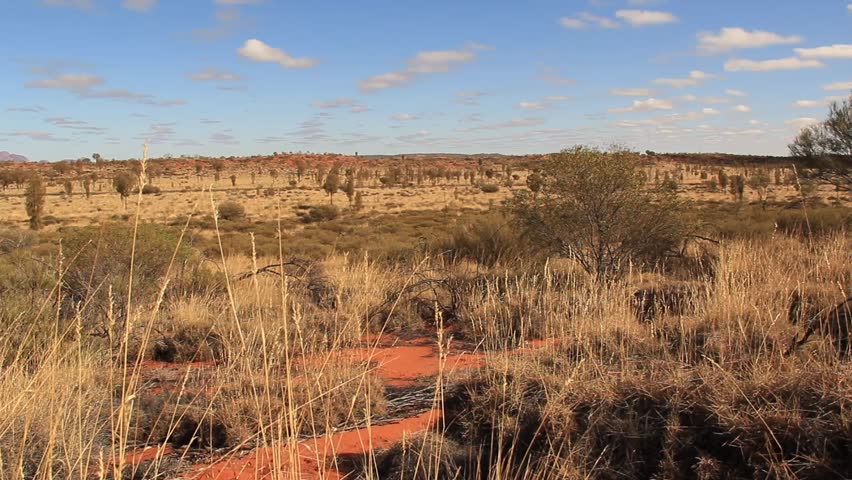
[217,200,246,221]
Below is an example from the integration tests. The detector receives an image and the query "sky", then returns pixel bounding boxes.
[1,0,851,161]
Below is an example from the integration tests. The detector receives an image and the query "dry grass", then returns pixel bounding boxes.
[0,160,849,479]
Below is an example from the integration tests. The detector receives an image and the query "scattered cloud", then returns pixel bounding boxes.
[359,44,486,92]
[392,113,420,121]
[187,68,243,82]
[310,97,369,113]
[615,9,677,27]
[200,118,222,124]
[537,66,576,85]
[237,39,319,68]
[725,89,747,97]
[7,105,45,112]
[785,117,819,128]
[25,68,184,107]
[559,12,620,29]
[732,104,751,113]
[455,91,485,106]
[702,108,721,115]
[543,95,570,102]
[27,73,104,90]
[519,102,550,110]
[697,27,802,54]
[6,130,69,142]
[210,131,238,145]
[609,97,674,113]
[653,70,717,88]
[45,116,106,133]
[122,0,157,12]
[456,117,545,132]
[793,96,846,108]
[724,57,824,72]
[795,44,852,59]
[823,81,852,90]
[611,87,654,96]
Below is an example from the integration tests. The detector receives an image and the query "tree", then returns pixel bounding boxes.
[343,174,356,207]
[83,177,92,199]
[718,169,729,190]
[269,168,279,186]
[230,174,237,187]
[323,168,341,204]
[729,175,745,202]
[512,146,686,281]
[353,191,364,211]
[789,95,852,191]
[747,170,771,208]
[113,171,136,209]
[25,176,46,230]
[63,179,74,198]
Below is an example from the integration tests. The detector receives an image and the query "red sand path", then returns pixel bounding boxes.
[188,339,483,479]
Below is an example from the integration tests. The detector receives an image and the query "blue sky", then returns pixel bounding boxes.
[1,0,851,161]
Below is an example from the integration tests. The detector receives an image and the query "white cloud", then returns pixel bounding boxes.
[543,95,570,102]
[702,108,720,115]
[848,3,852,12]
[359,45,483,92]
[823,81,852,90]
[609,97,674,113]
[560,12,620,29]
[122,0,157,12]
[559,17,585,29]
[785,117,819,128]
[724,57,824,72]
[699,96,732,104]
[615,9,677,27]
[392,113,419,121]
[579,12,620,28]
[795,44,852,59]
[653,70,717,88]
[455,91,484,105]
[725,89,747,97]
[793,96,846,108]
[237,39,318,68]
[187,68,243,81]
[537,67,576,85]
[27,73,104,90]
[519,102,549,110]
[732,104,751,113]
[793,99,821,108]
[610,87,654,96]
[697,27,802,54]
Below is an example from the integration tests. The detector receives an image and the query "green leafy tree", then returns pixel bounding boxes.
[63,179,73,198]
[730,175,746,202]
[323,167,341,204]
[512,146,686,281]
[25,176,46,230]
[343,175,356,207]
[789,95,852,191]
[747,170,771,208]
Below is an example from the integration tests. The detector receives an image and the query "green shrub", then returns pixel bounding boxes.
[433,213,528,267]
[217,201,245,221]
[60,223,195,322]
[479,183,500,193]
[141,184,161,195]
[776,208,851,236]
[297,204,340,223]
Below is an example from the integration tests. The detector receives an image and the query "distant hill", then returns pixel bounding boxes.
[0,151,28,162]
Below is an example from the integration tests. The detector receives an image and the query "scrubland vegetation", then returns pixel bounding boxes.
[0,99,849,480]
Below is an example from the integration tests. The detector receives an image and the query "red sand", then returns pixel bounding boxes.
[131,337,545,479]
[191,410,440,480]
